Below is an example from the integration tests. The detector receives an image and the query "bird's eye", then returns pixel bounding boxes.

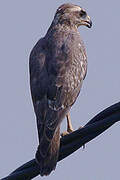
[79,10,87,18]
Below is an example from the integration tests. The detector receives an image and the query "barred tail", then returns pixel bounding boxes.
[35,127,60,176]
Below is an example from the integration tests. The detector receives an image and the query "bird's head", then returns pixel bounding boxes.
[53,3,92,29]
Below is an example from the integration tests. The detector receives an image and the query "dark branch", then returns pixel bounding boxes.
[2,102,120,180]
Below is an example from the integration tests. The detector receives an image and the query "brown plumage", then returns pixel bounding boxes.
[29,3,92,176]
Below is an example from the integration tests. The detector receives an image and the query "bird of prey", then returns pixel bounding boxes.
[29,3,92,176]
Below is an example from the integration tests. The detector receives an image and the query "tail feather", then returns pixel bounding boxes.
[35,127,60,176]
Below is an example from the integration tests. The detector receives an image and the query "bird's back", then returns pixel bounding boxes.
[29,23,88,177]
[45,28,87,107]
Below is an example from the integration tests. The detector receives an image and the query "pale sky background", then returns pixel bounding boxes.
[0,0,120,180]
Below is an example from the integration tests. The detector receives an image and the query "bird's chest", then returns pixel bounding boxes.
[64,43,87,92]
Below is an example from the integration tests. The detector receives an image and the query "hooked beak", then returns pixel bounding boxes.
[81,15,92,28]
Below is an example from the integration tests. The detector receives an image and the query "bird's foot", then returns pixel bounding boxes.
[61,126,85,148]
[61,128,74,138]
[78,126,85,149]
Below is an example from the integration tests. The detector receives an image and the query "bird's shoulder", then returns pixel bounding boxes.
[29,37,46,65]
[29,38,49,101]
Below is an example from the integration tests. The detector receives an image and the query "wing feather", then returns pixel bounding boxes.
[29,31,87,151]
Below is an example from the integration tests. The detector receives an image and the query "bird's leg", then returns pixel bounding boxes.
[61,114,85,148]
[66,113,74,133]
[61,112,74,137]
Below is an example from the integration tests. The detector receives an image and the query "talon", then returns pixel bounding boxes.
[60,131,69,137]
[82,144,85,149]
[78,126,83,130]
[78,126,85,149]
